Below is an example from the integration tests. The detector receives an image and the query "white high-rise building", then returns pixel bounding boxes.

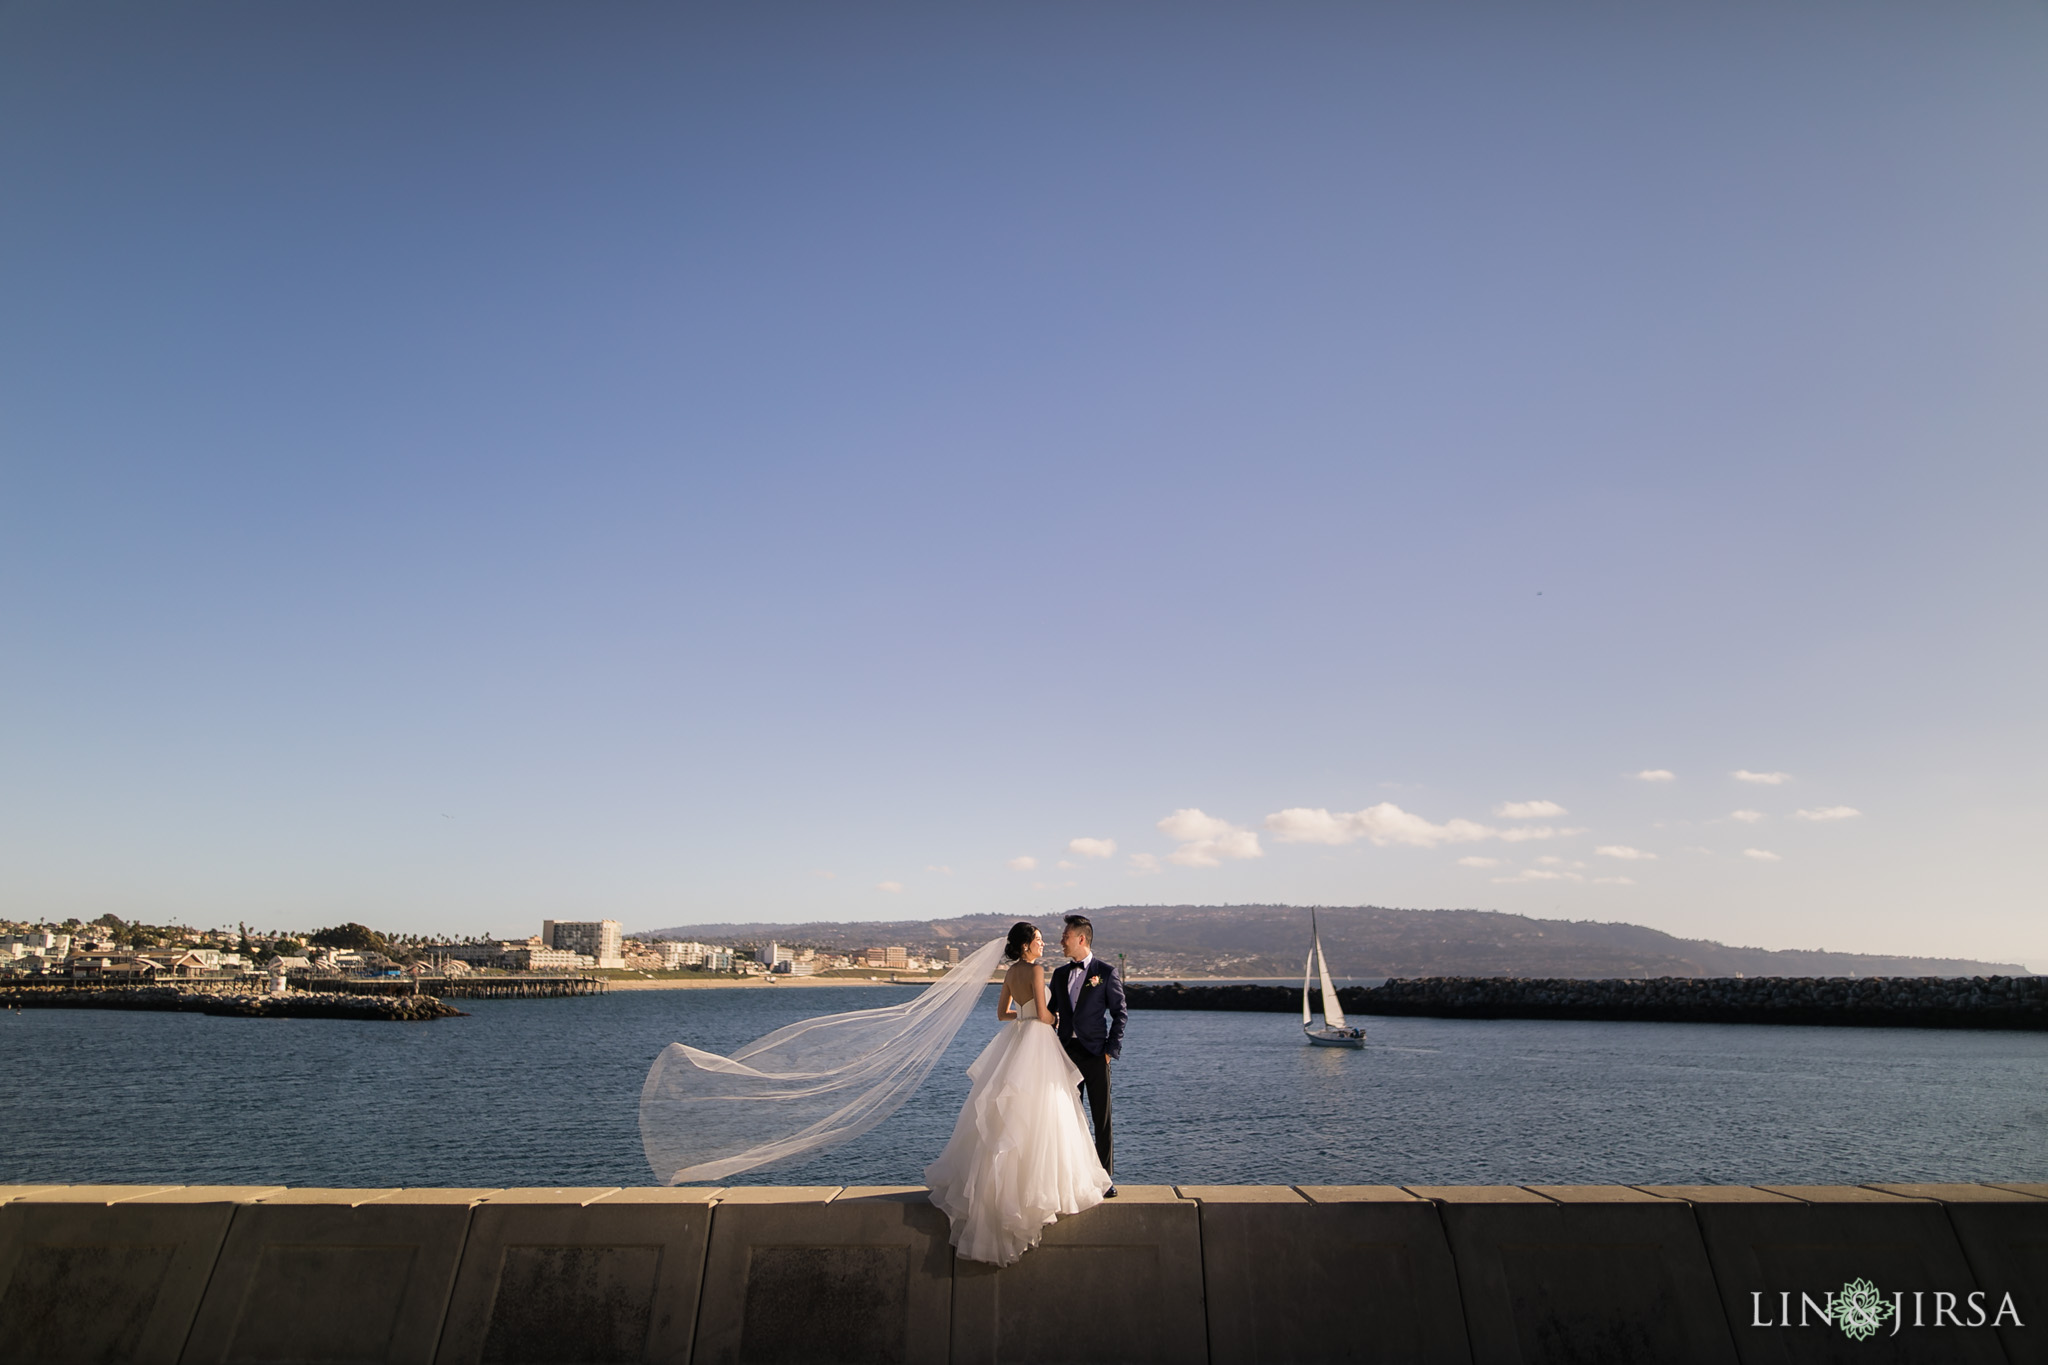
[542,919,625,970]
[651,941,719,969]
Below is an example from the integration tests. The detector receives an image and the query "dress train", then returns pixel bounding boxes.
[923,1016,1111,1265]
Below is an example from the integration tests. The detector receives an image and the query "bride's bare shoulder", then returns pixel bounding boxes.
[999,959,1045,997]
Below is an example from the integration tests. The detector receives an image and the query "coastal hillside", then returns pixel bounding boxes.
[641,904,2027,979]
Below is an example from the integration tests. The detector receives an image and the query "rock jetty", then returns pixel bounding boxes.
[1127,975,2046,1031]
[0,985,463,1021]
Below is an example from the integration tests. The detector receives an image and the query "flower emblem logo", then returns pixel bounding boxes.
[1834,1278,1894,1341]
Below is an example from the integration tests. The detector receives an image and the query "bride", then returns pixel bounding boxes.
[923,922,1112,1264]
[638,924,1107,1265]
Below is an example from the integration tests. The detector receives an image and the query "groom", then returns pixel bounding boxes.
[1048,913,1126,1195]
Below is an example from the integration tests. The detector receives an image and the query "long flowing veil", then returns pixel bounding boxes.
[640,936,1009,1184]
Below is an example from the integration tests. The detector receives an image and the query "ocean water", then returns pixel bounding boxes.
[4,985,2044,1188]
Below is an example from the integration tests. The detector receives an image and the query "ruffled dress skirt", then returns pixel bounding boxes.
[924,1019,1112,1266]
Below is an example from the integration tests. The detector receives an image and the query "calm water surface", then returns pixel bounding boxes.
[4,986,2043,1187]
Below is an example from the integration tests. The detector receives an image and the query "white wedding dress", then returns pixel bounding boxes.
[923,972,1111,1266]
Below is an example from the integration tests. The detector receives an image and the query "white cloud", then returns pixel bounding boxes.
[1127,853,1162,874]
[1535,855,1568,866]
[925,864,953,875]
[1593,876,1635,886]
[1497,825,1585,843]
[1594,845,1658,860]
[1159,809,1263,867]
[811,870,837,880]
[1496,800,1567,819]
[1729,810,1764,824]
[1266,803,1493,848]
[1457,856,1501,868]
[876,881,903,893]
[1006,856,1037,872]
[1795,806,1862,822]
[1634,769,1676,782]
[1266,802,1582,849]
[1733,770,1793,785]
[1743,848,1782,862]
[1068,837,1117,859]
[1492,868,1583,884]
[1056,860,1078,870]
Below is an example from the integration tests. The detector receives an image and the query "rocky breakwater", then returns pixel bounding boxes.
[0,984,463,1021]
[1127,975,2047,1030]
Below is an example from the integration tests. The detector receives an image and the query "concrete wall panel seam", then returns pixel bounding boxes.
[171,1200,240,1365]
[183,1196,479,1364]
[687,1198,719,1365]
[434,1196,714,1363]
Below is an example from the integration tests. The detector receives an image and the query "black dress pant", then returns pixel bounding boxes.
[1062,1039,1113,1177]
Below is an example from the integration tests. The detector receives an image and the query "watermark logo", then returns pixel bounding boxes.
[1832,1279,1893,1342]
[1751,1281,2023,1340]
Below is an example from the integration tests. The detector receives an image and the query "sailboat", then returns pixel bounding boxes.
[1302,910,1366,1047]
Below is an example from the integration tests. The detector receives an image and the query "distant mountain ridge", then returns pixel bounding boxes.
[641,904,2027,979]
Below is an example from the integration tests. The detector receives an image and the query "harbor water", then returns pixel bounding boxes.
[4,985,2043,1189]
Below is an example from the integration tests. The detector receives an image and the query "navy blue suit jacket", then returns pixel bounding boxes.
[1049,957,1127,1060]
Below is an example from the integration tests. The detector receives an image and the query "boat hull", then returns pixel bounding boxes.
[1305,1027,1366,1048]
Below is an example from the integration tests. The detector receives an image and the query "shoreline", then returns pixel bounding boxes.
[601,974,946,990]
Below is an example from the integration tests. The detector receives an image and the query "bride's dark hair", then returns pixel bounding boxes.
[1003,922,1040,961]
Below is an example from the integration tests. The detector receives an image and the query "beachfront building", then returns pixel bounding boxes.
[1,932,71,962]
[620,941,666,970]
[636,941,738,971]
[0,933,72,977]
[646,940,718,968]
[439,941,526,967]
[498,944,589,971]
[543,919,625,970]
[436,939,591,972]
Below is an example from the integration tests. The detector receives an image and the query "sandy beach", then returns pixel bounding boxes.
[600,974,942,991]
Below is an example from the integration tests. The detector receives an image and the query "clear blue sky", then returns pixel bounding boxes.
[3,2,2043,967]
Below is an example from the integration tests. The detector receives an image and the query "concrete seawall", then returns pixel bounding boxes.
[1129,975,2048,1030]
[1,1181,2040,1363]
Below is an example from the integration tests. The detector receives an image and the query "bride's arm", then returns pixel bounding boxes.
[996,966,1018,1021]
[1027,963,1047,1022]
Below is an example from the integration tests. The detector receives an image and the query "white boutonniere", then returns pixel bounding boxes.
[1086,974,1101,988]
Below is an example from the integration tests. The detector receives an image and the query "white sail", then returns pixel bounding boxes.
[1302,946,1315,1025]
[1315,918,1346,1029]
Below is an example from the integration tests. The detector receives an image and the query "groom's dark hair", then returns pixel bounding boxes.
[1063,914,1093,947]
